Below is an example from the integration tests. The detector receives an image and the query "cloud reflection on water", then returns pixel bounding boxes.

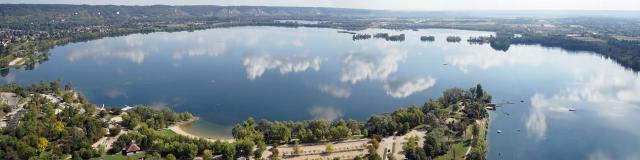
[445,46,545,73]
[308,106,343,121]
[384,77,436,98]
[318,84,351,98]
[65,34,157,64]
[526,55,640,141]
[242,53,323,80]
[340,49,407,84]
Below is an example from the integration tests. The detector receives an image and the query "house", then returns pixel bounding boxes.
[123,141,141,155]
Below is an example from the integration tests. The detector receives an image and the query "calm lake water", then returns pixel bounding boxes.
[3,27,640,159]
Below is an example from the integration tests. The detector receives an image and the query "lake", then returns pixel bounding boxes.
[2,26,639,159]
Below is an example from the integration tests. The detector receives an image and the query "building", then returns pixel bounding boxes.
[123,141,141,155]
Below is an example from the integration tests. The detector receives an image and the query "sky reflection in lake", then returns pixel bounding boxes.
[1,27,639,159]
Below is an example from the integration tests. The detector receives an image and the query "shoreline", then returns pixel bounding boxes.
[167,117,235,142]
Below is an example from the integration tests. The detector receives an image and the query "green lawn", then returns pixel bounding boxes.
[435,141,469,160]
[90,152,146,160]
[161,129,178,138]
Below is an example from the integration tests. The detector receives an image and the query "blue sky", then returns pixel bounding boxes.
[2,0,639,10]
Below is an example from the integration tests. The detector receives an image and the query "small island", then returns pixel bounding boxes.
[420,36,436,42]
[446,36,462,43]
[0,81,491,160]
[370,33,406,42]
[353,34,373,41]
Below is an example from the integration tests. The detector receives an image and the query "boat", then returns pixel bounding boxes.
[121,105,134,111]
[497,130,502,133]
[569,109,577,111]
[485,103,497,110]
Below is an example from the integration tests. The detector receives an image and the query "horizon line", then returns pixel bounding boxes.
[1,3,640,12]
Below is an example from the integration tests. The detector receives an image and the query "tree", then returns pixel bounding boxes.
[222,143,236,160]
[35,137,49,152]
[254,141,267,159]
[329,125,352,140]
[235,139,255,158]
[62,91,75,103]
[325,143,335,153]
[403,136,422,160]
[465,151,486,160]
[442,88,465,107]
[166,154,176,160]
[64,82,73,91]
[202,149,213,160]
[474,84,483,101]
[371,135,382,150]
[367,146,382,160]
[109,127,121,137]
[98,146,106,159]
[472,124,480,137]
[423,136,443,158]
[293,141,301,155]
[270,147,280,160]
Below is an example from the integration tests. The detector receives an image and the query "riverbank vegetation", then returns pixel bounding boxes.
[0,81,492,160]
[232,84,492,160]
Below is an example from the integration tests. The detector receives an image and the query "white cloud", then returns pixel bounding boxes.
[318,84,351,98]
[340,49,407,84]
[242,53,323,80]
[308,106,343,121]
[384,77,436,98]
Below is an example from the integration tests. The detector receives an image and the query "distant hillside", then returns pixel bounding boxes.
[0,4,640,25]
[0,4,377,29]
[1,4,638,30]
[0,4,380,18]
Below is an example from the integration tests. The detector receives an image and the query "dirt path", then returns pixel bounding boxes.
[92,130,127,150]
[463,134,474,158]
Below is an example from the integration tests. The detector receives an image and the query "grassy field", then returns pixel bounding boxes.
[161,129,178,138]
[434,117,489,160]
[435,141,469,160]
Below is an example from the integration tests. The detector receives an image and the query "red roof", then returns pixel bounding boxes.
[126,143,141,152]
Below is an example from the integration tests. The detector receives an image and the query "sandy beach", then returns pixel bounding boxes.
[167,118,235,143]
[8,58,23,66]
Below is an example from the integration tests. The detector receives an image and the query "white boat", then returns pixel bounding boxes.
[497,130,502,133]
[121,105,134,111]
